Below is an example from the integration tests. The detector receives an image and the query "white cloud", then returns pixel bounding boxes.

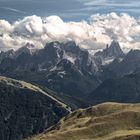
[14,15,44,36]
[0,20,13,34]
[0,12,139,52]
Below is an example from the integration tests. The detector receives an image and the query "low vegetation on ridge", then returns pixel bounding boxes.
[28,102,140,140]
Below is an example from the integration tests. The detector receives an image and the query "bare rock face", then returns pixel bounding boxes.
[0,41,99,109]
[0,76,69,140]
[95,40,124,59]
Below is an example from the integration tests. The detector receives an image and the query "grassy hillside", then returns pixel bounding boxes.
[0,76,69,140]
[28,102,140,140]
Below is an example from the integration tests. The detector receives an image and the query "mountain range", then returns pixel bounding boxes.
[1,40,140,108]
[1,40,140,140]
[0,41,99,108]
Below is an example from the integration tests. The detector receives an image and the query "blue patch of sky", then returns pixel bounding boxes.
[0,0,139,22]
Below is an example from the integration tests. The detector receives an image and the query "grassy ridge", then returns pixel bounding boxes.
[28,102,140,140]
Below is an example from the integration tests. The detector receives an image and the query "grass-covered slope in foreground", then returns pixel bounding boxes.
[0,76,69,140]
[28,102,140,140]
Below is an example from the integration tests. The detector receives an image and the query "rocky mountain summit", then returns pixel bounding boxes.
[1,40,140,108]
[0,41,100,108]
[95,41,124,59]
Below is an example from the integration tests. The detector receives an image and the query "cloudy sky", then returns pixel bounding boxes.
[0,0,140,52]
[0,0,140,21]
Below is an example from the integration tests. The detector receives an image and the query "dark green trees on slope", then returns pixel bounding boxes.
[89,70,140,104]
[0,76,69,140]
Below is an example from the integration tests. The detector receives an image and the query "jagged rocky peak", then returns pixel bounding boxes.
[63,41,80,53]
[62,41,95,72]
[46,41,83,52]
[45,41,80,54]
[93,40,125,66]
[43,41,96,74]
[44,41,87,63]
[108,40,124,57]
[95,40,124,59]
[125,49,140,59]
[25,42,35,48]
[15,43,37,57]
[45,41,61,50]
[0,49,15,63]
[0,49,15,57]
[44,41,63,62]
